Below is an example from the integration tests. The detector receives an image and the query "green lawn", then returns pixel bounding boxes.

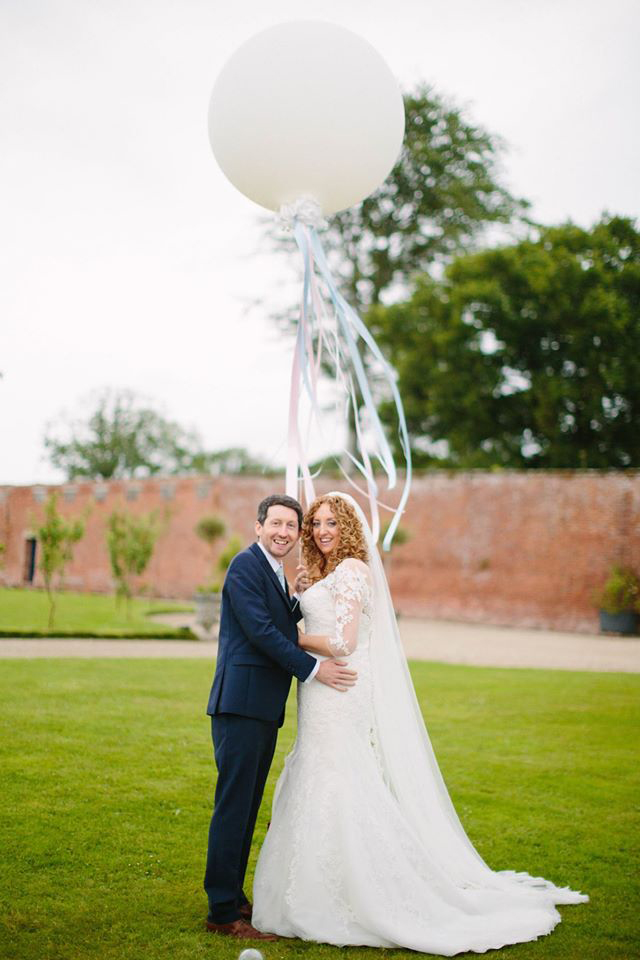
[1,660,638,960]
[0,589,195,638]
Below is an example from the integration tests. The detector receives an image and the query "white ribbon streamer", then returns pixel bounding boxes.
[282,201,412,550]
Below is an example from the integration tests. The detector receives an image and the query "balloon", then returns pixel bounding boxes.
[208,21,405,215]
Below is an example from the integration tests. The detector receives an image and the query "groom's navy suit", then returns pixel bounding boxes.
[204,542,316,924]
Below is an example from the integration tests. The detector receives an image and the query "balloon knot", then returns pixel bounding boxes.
[278,195,327,232]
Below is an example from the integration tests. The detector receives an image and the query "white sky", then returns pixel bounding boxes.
[2,0,639,484]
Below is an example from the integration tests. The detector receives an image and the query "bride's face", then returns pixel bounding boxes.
[312,502,341,556]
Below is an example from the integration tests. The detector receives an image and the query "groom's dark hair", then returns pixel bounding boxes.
[257,494,303,529]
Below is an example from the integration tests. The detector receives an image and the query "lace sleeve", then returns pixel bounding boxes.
[326,560,371,656]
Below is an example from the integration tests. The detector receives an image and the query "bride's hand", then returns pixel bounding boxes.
[294,565,311,594]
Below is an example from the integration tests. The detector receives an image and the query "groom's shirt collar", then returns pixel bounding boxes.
[257,540,283,574]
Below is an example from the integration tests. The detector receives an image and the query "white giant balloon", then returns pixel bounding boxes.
[208,21,405,216]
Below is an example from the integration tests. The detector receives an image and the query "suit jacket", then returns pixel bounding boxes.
[207,542,317,726]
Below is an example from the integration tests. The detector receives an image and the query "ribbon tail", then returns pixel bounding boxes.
[285,217,411,548]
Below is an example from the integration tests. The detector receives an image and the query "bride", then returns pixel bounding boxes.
[252,491,588,955]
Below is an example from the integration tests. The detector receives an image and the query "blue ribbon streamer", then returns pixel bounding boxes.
[289,221,412,551]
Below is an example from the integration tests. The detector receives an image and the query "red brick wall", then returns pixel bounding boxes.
[1,471,638,632]
[388,471,640,632]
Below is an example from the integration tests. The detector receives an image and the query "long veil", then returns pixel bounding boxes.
[327,491,588,905]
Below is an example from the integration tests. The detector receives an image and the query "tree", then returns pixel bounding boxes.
[44,390,202,480]
[44,390,275,480]
[195,515,226,589]
[270,84,528,314]
[369,215,640,469]
[266,85,528,468]
[188,447,278,476]
[36,493,85,629]
[195,515,226,548]
[106,509,161,617]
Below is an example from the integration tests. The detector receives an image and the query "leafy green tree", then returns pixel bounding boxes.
[44,390,202,480]
[271,84,527,314]
[195,515,226,547]
[36,493,85,629]
[44,390,274,480]
[106,509,160,617]
[369,215,640,469]
[188,448,277,475]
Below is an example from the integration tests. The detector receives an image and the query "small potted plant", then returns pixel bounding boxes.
[594,565,640,636]
[193,521,244,636]
[194,515,226,633]
[194,580,223,633]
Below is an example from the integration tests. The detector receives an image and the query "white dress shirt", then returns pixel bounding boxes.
[257,541,319,682]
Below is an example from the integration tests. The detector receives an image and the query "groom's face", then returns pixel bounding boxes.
[255,505,300,560]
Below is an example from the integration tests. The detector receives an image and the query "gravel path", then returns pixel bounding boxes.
[1,617,638,672]
[399,618,640,672]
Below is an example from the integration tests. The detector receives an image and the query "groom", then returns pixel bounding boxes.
[204,493,357,939]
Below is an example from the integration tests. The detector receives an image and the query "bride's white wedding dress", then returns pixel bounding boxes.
[253,495,587,955]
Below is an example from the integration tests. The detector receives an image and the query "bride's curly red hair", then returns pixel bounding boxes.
[301,494,369,584]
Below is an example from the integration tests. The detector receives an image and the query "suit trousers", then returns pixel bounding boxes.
[204,713,278,923]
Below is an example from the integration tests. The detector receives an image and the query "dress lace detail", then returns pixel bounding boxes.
[252,554,587,955]
[325,560,371,656]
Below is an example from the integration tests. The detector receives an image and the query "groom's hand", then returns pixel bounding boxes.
[316,659,357,692]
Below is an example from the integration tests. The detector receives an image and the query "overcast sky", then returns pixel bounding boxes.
[2,0,639,485]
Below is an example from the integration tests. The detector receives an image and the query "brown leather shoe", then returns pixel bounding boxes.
[238,902,253,922]
[205,918,278,941]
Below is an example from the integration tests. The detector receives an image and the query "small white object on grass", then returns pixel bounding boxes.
[238,951,264,960]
